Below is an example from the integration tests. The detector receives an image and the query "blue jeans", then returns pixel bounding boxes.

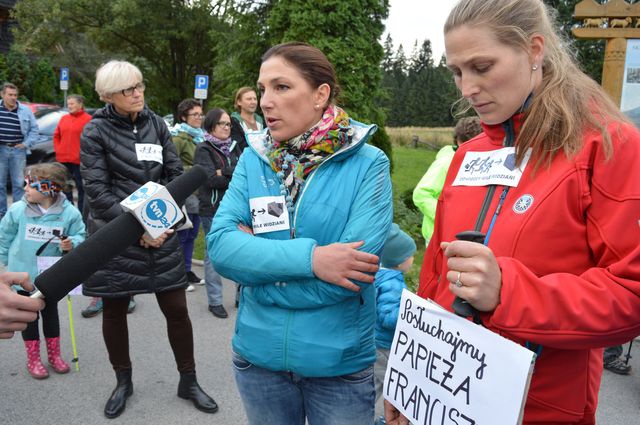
[0,145,26,216]
[201,215,223,306]
[233,351,375,425]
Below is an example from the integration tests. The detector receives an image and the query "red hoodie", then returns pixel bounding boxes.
[53,110,92,164]
[418,116,640,424]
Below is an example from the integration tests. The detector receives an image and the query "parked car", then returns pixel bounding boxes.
[21,101,61,114]
[28,108,96,165]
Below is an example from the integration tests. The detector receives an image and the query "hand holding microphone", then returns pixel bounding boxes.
[444,230,502,317]
[0,272,44,339]
[30,165,207,302]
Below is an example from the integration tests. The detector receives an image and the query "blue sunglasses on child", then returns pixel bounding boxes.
[25,175,62,197]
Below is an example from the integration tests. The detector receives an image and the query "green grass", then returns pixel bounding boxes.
[387,126,453,148]
[192,134,444,291]
[390,145,438,291]
[194,227,205,261]
[391,146,437,194]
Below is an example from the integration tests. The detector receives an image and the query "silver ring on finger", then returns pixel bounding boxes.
[455,271,463,288]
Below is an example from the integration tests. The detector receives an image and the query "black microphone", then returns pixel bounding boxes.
[451,230,485,318]
[30,165,207,302]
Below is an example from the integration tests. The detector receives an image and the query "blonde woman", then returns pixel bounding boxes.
[80,60,217,419]
[387,1,640,424]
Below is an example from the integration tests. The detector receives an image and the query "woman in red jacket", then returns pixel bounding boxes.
[53,94,92,213]
[385,0,640,424]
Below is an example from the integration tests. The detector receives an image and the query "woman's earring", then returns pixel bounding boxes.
[314,104,319,110]
[532,64,539,71]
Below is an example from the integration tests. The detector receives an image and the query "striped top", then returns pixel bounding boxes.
[0,105,23,144]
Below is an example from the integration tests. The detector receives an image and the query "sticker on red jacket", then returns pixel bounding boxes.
[453,147,531,187]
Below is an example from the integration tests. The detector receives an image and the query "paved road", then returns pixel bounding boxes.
[0,265,246,425]
[1,262,639,424]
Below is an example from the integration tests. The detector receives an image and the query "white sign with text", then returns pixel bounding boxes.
[452,147,531,188]
[384,290,535,425]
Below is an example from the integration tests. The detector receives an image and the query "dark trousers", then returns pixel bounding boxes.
[604,345,623,363]
[102,288,195,373]
[177,213,200,273]
[21,299,60,341]
[62,162,84,213]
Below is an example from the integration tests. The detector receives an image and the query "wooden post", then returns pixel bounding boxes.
[572,0,640,105]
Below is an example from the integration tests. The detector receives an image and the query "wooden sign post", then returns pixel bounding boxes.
[572,0,640,106]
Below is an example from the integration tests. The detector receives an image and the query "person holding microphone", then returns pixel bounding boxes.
[0,272,44,339]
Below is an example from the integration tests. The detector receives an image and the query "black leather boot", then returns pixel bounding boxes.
[177,372,219,413]
[104,369,133,419]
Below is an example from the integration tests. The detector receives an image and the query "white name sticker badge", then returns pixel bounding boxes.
[24,224,64,243]
[135,144,164,164]
[249,195,290,234]
[453,147,532,187]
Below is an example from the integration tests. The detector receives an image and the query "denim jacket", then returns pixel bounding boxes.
[0,100,40,149]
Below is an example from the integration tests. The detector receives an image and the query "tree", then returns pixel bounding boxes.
[382,34,394,73]
[210,0,275,111]
[28,58,58,103]
[544,0,604,83]
[7,47,30,98]
[12,0,230,114]
[0,54,8,84]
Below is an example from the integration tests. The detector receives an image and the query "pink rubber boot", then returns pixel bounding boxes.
[24,340,49,379]
[46,337,70,374]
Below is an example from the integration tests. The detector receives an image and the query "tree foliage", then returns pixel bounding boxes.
[379,37,458,127]
[28,58,58,103]
[264,0,392,161]
[12,0,229,114]
[11,0,394,162]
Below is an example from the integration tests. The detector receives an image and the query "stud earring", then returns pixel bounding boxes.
[532,64,539,71]
[314,104,319,110]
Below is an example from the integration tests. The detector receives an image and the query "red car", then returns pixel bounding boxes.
[21,101,61,114]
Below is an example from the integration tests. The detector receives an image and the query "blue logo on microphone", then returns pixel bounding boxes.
[129,184,159,203]
[144,200,178,229]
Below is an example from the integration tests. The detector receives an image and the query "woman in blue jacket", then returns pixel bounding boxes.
[208,42,393,424]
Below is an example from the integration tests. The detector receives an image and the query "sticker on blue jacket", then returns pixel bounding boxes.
[249,195,290,234]
[25,224,63,243]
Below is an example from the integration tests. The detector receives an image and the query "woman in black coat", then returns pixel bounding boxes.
[193,108,244,318]
[80,60,217,419]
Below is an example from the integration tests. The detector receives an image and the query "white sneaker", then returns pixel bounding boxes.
[197,278,205,285]
[186,284,195,292]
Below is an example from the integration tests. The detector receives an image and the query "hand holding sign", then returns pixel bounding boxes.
[384,291,534,425]
[442,239,502,312]
[384,399,410,425]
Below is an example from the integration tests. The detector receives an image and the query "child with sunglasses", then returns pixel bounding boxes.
[0,162,85,379]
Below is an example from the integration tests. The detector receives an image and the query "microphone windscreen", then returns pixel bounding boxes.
[166,165,207,206]
[32,166,208,302]
[34,213,144,303]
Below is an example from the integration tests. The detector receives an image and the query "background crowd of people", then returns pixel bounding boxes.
[0,0,639,423]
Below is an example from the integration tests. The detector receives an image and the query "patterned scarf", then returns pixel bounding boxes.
[205,133,232,157]
[170,122,205,144]
[266,105,353,205]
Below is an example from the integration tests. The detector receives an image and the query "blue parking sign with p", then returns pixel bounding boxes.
[195,75,209,89]
[60,68,69,81]
[194,75,209,99]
